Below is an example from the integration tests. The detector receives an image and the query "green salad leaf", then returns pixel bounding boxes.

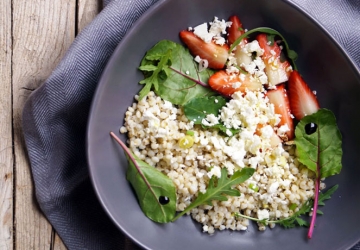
[295,108,343,179]
[110,132,176,223]
[172,167,255,221]
[183,96,227,124]
[294,108,342,238]
[183,96,240,135]
[139,40,216,105]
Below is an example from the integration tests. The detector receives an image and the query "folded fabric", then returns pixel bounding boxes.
[22,0,360,249]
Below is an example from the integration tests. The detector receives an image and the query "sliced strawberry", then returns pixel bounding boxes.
[208,70,263,97]
[227,15,246,46]
[226,16,251,66]
[179,30,229,70]
[257,33,292,86]
[266,84,294,140]
[287,70,320,120]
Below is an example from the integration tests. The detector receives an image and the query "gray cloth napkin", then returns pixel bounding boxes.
[22,0,360,249]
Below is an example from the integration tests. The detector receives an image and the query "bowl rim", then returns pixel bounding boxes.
[86,0,360,249]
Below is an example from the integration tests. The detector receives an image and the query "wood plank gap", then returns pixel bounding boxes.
[11,0,16,249]
[75,0,79,36]
[50,227,55,250]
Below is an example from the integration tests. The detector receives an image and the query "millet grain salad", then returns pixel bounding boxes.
[120,90,319,233]
[114,15,342,237]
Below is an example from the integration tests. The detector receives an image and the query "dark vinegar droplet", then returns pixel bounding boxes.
[305,122,317,135]
[159,196,170,205]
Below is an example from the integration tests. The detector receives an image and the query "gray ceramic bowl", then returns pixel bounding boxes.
[87,0,360,249]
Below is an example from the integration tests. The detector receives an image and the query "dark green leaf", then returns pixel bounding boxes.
[295,109,343,178]
[138,65,158,72]
[295,217,309,227]
[183,96,240,135]
[203,124,241,136]
[183,96,227,124]
[139,40,216,105]
[138,49,172,100]
[319,184,338,202]
[110,132,176,223]
[267,34,275,46]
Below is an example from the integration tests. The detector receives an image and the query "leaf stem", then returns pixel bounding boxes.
[229,27,298,71]
[308,167,321,238]
[110,132,154,193]
[169,66,209,88]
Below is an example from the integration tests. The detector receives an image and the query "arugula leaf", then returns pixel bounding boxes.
[234,185,338,229]
[172,167,255,221]
[110,132,176,223]
[229,27,298,70]
[139,49,172,100]
[139,40,216,105]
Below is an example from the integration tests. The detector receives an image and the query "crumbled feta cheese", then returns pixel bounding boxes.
[261,125,274,139]
[268,182,279,194]
[202,114,219,126]
[193,17,231,44]
[193,23,212,43]
[207,166,221,178]
[194,55,202,63]
[257,209,270,220]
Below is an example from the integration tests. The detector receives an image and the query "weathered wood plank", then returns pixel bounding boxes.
[0,0,14,249]
[53,231,67,250]
[12,0,76,249]
[78,0,102,33]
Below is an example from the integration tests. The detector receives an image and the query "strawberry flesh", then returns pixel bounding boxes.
[266,84,294,140]
[208,70,263,97]
[179,30,229,70]
[227,15,246,46]
[287,70,320,120]
[257,33,292,86]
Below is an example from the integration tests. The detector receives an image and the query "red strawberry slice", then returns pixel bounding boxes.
[287,70,320,120]
[227,15,251,66]
[266,84,294,140]
[257,33,292,86]
[208,70,263,97]
[227,15,246,46]
[179,30,229,70]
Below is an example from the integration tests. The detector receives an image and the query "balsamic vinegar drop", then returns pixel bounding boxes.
[305,122,317,135]
[159,196,170,205]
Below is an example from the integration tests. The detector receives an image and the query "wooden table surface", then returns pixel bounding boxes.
[1,0,101,249]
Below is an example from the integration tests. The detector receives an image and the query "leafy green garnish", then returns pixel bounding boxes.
[110,132,176,223]
[139,40,216,105]
[183,96,226,123]
[235,185,338,228]
[295,109,343,179]
[294,108,342,238]
[172,167,255,221]
[183,96,240,135]
[229,27,298,70]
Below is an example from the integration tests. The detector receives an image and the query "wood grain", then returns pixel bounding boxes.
[0,0,13,249]
[0,0,101,249]
[12,0,75,249]
[78,0,102,33]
